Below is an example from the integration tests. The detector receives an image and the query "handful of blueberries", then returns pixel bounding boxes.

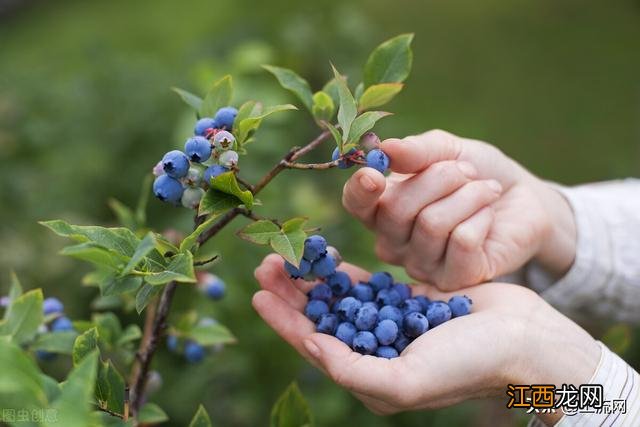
[285,235,472,359]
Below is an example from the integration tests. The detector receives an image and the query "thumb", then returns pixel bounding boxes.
[382,130,462,174]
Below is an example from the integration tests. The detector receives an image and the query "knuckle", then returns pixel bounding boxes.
[425,161,465,188]
[375,240,401,265]
[416,208,447,237]
[405,262,430,283]
[450,225,478,251]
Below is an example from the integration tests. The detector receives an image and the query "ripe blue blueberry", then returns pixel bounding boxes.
[308,283,332,303]
[205,165,229,185]
[326,271,352,296]
[219,150,238,168]
[194,117,218,136]
[337,297,362,322]
[393,283,412,301]
[304,300,329,322]
[354,305,378,331]
[335,322,357,346]
[362,301,378,310]
[350,282,374,302]
[200,274,225,300]
[426,301,452,327]
[400,298,422,316]
[326,246,342,266]
[51,316,74,332]
[375,288,402,307]
[448,295,473,317]
[214,106,238,130]
[403,312,429,338]
[181,187,205,209]
[375,346,399,359]
[415,295,431,313]
[378,305,403,328]
[184,136,212,163]
[153,175,184,205]
[331,147,356,169]
[352,331,378,355]
[316,313,339,335]
[374,319,399,345]
[162,150,190,179]
[393,332,412,353]
[368,271,393,293]
[303,235,327,261]
[166,335,178,352]
[365,148,390,173]
[331,298,344,314]
[184,341,205,363]
[311,254,336,277]
[213,131,235,151]
[43,297,64,315]
[284,259,311,279]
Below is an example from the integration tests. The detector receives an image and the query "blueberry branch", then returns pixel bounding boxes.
[282,159,340,170]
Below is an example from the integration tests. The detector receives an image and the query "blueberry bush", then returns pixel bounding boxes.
[0,34,414,426]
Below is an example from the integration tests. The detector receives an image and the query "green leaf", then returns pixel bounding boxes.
[208,171,254,210]
[189,405,212,427]
[233,100,259,135]
[41,373,62,402]
[108,198,136,230]
[92,312,122,347]
[72,327,99,366]
[199,189,243,217]
[180,217,217,253]
[173,310,199,333]
[60,242,128,270]
[139,403,169,424]
[144,252,196,285]
[172,87,204,111]
[311,91,335,122]
[199,75,233,118]
[363,33,414,88]
[41,220,140,257]
[270,382,313,427]
[116,324,141,347]
[236,104,298,145]
[358,83,403,110]
[0,289,43,345]
[0,338,48,411]
[331,64,357,146]
[32,331,78,355]
[270,218,307,267]
[45,351,98,427]
[263,65,313,110]
[324,122,342,148]
[190,322,236,346]
[3,271,23,320]
[354,82,364,101]
[347,111,392,143]
[237,220,281,245]
[322,77,341,110]
[135,283,162,314]
[121,232,156,275]
[95,359,125,416]
[99,274,142,297]
[135,174,153,227]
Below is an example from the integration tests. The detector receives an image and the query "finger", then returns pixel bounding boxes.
[352,392,399,415]
[381,129,463,174]
[342,168,386,228]
[255,254,309,310]
[374,160,477,247]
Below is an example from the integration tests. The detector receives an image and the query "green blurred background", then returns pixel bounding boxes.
[1,0,639,425]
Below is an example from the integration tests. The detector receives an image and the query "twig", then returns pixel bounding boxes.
[282,160,340,170]
[96,405,124,419]
[234,173,255,193]
[240,209,282,227]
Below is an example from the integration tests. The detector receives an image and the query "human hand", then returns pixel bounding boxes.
[252,254,599,422]
[342,130,577,290]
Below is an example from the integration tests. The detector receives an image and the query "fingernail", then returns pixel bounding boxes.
[457,161,477,178]
[359,174,377,192]
[487,179,502,193]
[304,339,321,359]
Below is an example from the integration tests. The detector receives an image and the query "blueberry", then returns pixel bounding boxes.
[51,316,74,332]
[311,254,336,278]
[284,259,311,279]
[213,131,235,151]
[36,350,57,362]
[316,313,339,335]
[308,283,332,303]
[400,298,422,316]
[337,297,362,322]
[365,149,389,173]
[350,282,374,302]
[368,271,393,293]
[448,295,473,317]
[360,132,381,152]
[162,150,190,179]
[326,271,352,296]
[166,335,178,352]
[184,167,203,187]
[152,160,165,177]
[375,346,399,359]
[202,275,225,300]
[303,235,327,261]
[305,300,329,322]
[354,305,378,331]
[403,312,429,338]
[145,370,163,395]
[326,246,342,266]
[375,288,402,307]
[203,165,229,184]
[374,319,398,345]
[194,117,218,136]
[415,295,431,313]
[362,301,378,310]
[426,301,452,327]
[393,283,412,301]
[352,331,378,355]
[184,341,205,363]
[181,187,205,209]
[153,175,184,205]
[184,136,211,163]
[378,305,403,328]
[335,322,357,346]
[393,332,412,353]
[219,150,238,168]
[331,147,356,169]
[43,297,64,315]
[331,298,344,314]
[214,106,238,130]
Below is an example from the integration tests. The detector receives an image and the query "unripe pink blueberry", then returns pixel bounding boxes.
[219,150,238,168]
[152,161,165,177]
